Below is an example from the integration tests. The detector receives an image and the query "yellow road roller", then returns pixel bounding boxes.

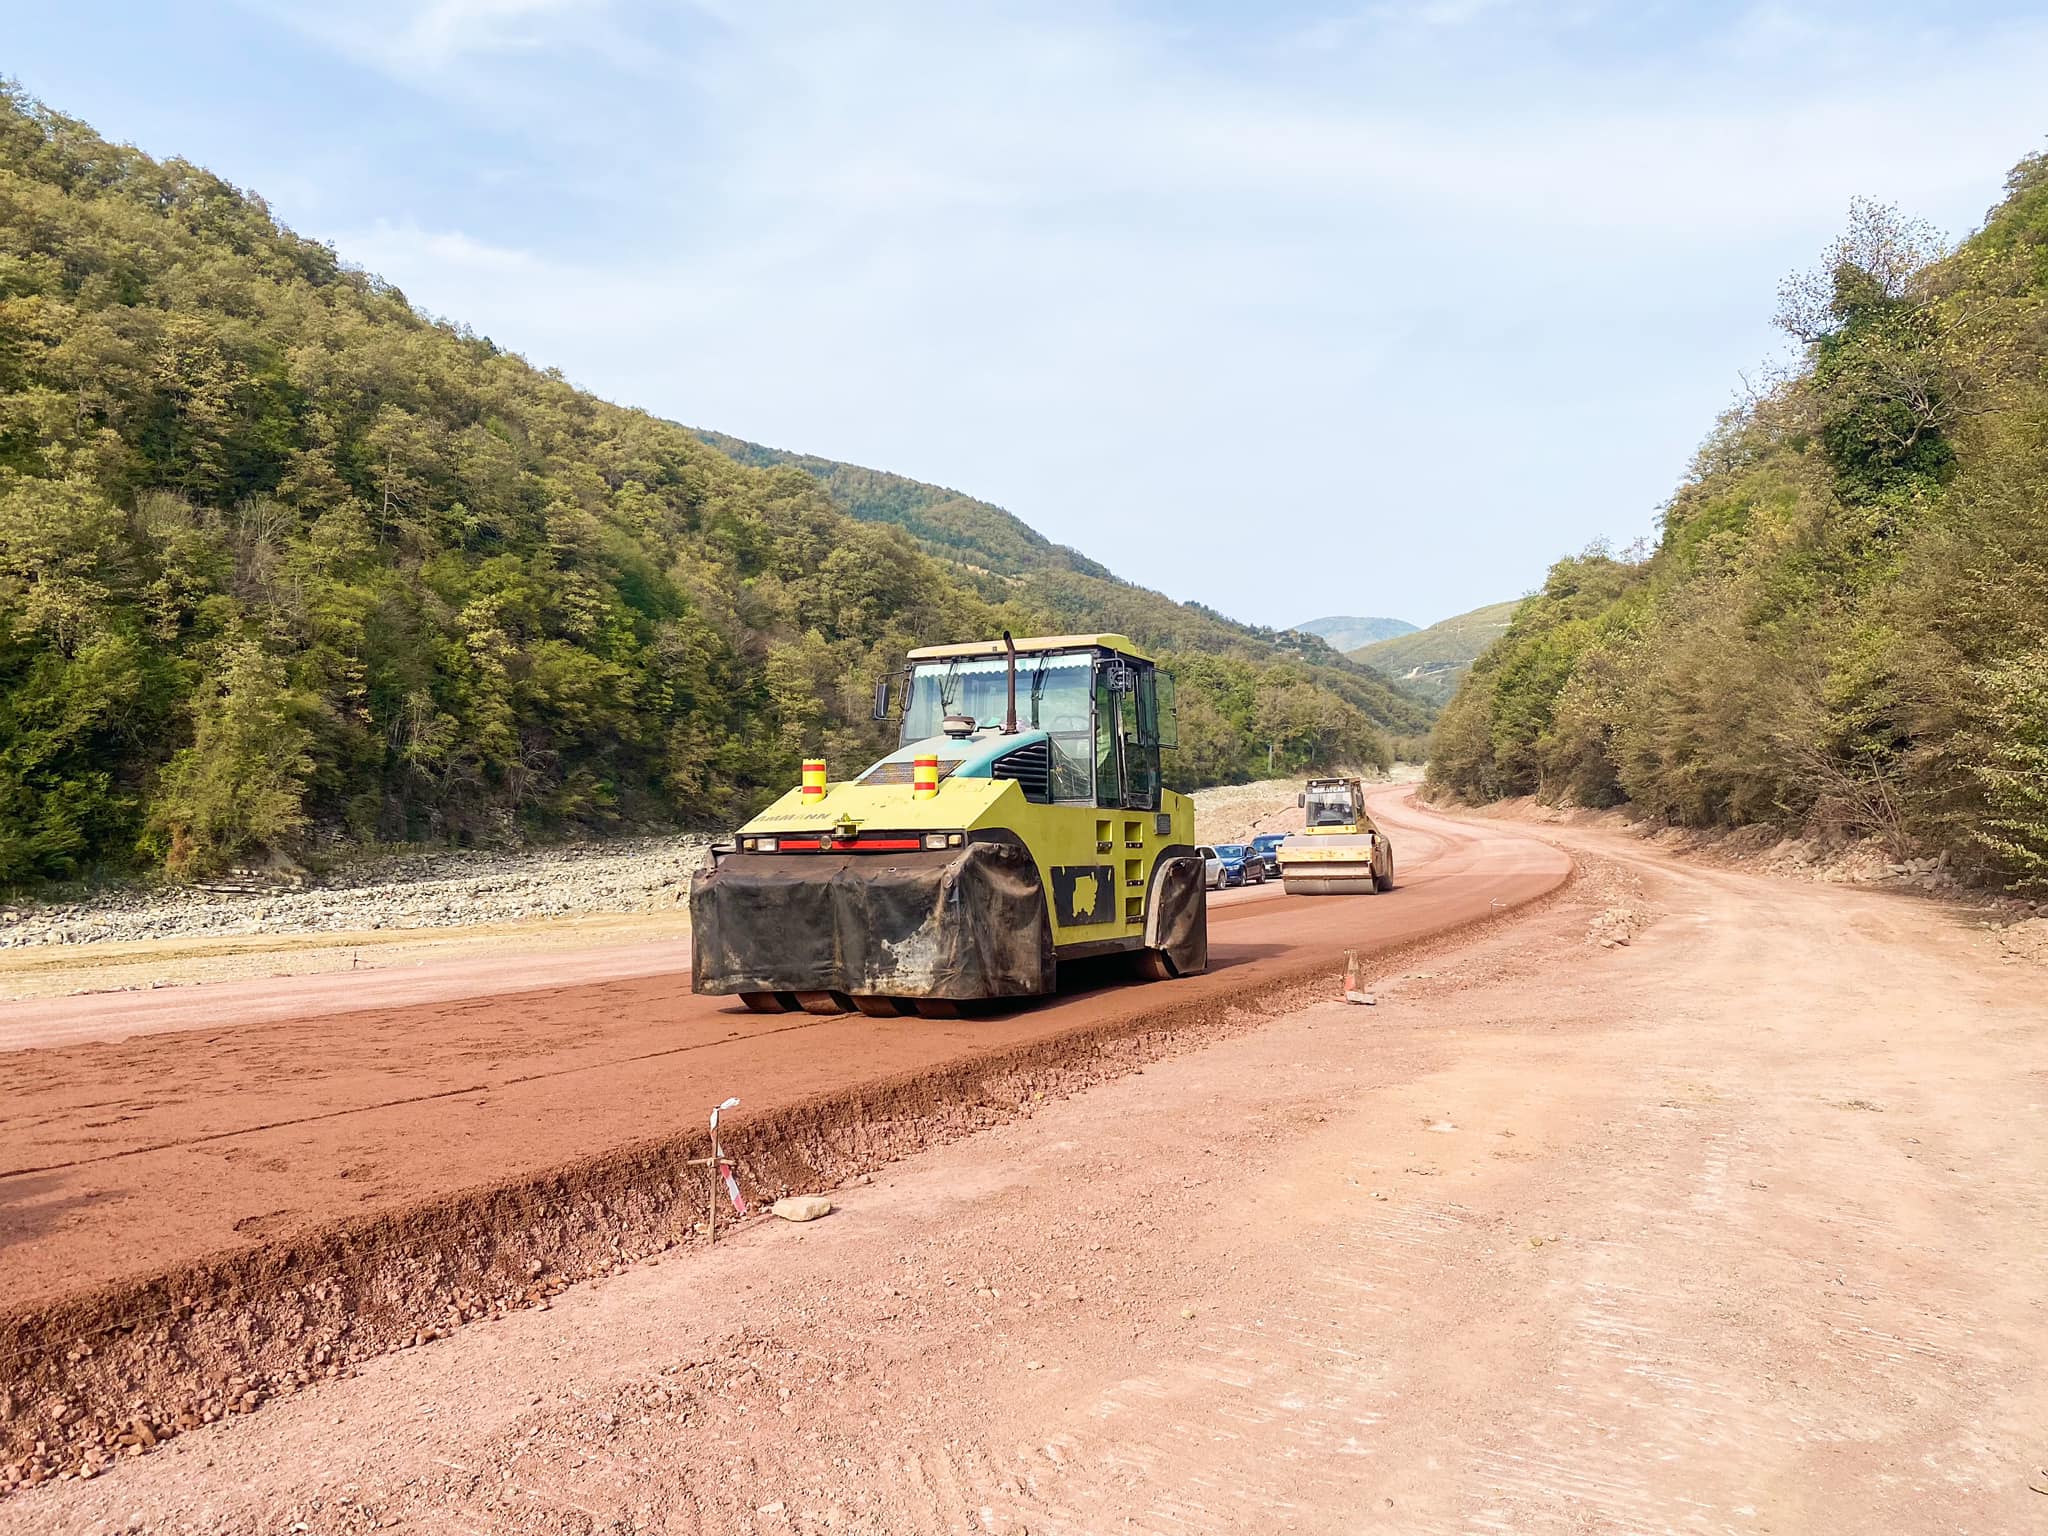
[1275,777,1395,894]
[689,633,1208,1016]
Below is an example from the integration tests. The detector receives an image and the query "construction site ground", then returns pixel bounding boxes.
[4,790,2045,1533]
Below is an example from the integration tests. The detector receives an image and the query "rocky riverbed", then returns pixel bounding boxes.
[0,835,716,950]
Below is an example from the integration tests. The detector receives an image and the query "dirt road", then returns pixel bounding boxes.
[0,790,1558,1313]
[9,797,2043,1532]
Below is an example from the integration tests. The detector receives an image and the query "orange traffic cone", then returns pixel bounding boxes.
[1343,949,1375,1006]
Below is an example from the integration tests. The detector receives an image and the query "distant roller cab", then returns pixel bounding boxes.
[1275,777,1395,895]
[689,633,1208,1017]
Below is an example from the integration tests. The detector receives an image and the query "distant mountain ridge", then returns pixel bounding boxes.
[687,430,1438,752]
[1291,615,1418,652]
[692,429,1114,582]
[1348,601,1521,708]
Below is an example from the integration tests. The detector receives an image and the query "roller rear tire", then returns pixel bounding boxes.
[1135,950,1177,982]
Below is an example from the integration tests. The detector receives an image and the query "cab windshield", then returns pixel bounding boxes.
[899,652,1097,802]
[900,653,1094,744]
[1305,790,1356,827]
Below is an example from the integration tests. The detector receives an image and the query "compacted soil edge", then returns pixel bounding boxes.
[0,870,1570,1494]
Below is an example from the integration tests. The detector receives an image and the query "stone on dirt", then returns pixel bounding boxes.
[771,1196,833,1222]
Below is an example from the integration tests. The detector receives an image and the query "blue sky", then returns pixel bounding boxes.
[10,2,2047,628]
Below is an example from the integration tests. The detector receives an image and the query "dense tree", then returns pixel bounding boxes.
[0,85,1013,884]
[147,639,315,874]
[1428,155,2048,888]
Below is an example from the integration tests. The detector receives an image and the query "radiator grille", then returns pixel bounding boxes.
[990,739,1051,802]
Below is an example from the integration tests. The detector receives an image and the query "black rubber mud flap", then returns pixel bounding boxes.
[691,843,1055,1001]
[1142,852,1209,978]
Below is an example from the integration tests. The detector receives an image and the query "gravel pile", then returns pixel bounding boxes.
[0,835,716,949]
[1188,779,1306,846]
[1993,914,2048,965]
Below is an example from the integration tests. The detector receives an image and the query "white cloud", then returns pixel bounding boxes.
[402,0,595,62]
[259,0,662,86]
[1302,0,1528,48]
[348,222,537,273]
[290,1,2048,624]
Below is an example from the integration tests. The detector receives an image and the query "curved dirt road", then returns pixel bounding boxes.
[0,788,1567,1316]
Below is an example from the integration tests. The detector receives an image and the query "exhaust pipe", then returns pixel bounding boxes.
[1003,630,1018,735]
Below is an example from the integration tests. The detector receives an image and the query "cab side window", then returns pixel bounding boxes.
[1031,654,1096,804]
[1093,665,1123,808]
[1125,667,1161,811]
[1092,656,1164,811]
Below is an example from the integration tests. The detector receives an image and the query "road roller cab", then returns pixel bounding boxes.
[689,634,1208,1016]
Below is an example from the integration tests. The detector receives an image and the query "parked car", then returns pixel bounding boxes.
[1250,832,1289,879]
[1198,845,1222,888]
[1206,842,1265,888]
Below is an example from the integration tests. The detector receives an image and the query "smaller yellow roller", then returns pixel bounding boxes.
[1277,777,1394,895]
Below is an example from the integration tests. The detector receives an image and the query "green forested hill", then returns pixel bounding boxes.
[1349,601,1520,707]
[689,432,1436,773]
[692,428,1114,581]
[0,87,1423,888]
[1429,165,2048,887]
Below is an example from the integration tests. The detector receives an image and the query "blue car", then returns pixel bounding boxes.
[1200,842,1267,889]
[1249,832,1289,879]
